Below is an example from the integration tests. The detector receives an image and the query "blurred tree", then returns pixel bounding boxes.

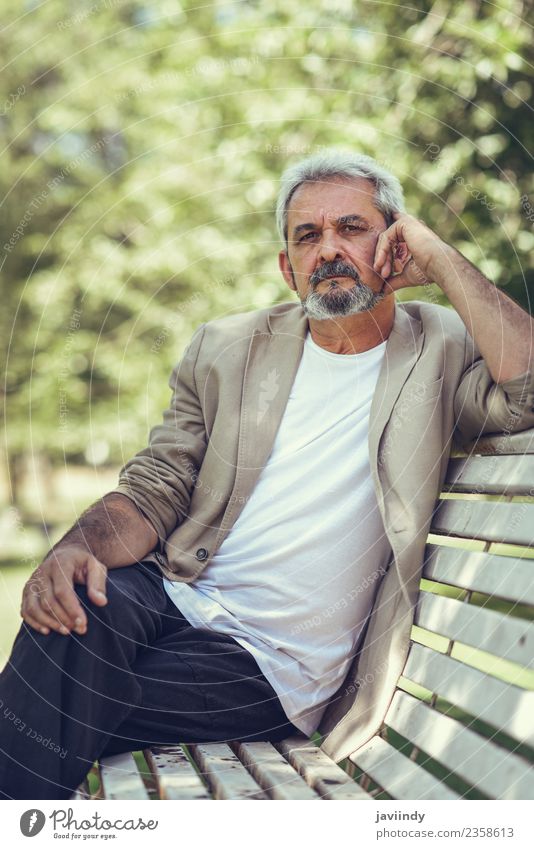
[0,0,532,509]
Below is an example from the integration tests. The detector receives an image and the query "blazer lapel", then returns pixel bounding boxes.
[216,305,308,540]
[368,305,425,465]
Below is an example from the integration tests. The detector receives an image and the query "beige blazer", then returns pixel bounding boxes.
[112,300,534,762]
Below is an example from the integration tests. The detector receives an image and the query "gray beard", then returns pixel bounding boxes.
[301,281,385,320]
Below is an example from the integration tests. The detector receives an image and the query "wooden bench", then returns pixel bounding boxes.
[73,429,534,800]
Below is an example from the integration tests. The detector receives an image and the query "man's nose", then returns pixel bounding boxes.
[318,230,344,263]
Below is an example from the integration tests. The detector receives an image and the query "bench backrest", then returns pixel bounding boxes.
[351,429,534,800]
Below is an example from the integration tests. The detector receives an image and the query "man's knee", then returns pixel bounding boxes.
[74,564,129,605]
[73,564,154,625]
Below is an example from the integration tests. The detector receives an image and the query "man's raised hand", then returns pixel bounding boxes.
[373,211,449,291]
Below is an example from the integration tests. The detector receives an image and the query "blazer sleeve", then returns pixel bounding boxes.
[108,323,208,545]
[453,329,534,444]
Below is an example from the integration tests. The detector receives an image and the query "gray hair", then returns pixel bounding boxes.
[276,149,405,245]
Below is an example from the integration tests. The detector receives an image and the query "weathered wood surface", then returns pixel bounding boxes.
[416,591,534,667]
[423,545,534,605]
[144,745,210,800]
[188,742,267,800]
[386,690,534,800]
[277,736,372,799]
[431,499,534,546]
[235,741,319,800]
[99,752,150,800]
[70,777,90,800]
[445,455,534,494]
[75,738,368,800]
[402,643,534,745]
[460,429,534,457]
[350,735,459,800]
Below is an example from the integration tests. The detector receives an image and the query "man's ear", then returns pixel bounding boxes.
[279,249,297,291]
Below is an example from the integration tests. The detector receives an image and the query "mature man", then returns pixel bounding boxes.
[1,150,533,800]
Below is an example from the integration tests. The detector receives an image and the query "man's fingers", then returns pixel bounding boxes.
[20,547,110,638]
[373,241,386,269]
[40,586,78,633]
[85,556,108,606]
[50,571,87,632]
[22,586,68,635]
[374,231,395,278]
[22,611,51,636]
[374,220,413,277]
[375,247,393,279]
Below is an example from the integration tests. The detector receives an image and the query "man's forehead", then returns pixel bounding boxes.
[288,177,379,223]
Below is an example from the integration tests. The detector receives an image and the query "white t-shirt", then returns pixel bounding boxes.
[164,331,392,735]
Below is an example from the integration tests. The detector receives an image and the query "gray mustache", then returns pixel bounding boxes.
[310,261,361,287]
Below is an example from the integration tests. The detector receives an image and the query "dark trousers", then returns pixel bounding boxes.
[0,560,299,800]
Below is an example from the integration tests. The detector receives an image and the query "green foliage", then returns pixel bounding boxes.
[1,0,533,486]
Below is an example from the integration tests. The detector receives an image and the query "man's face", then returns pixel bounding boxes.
[279,177,392,319]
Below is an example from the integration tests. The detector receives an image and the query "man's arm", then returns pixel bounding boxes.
[22,321,208,637]
[49,492,158,566]
[374,211,534,385]
[107,322,208,543]
[21,493,158,637]
[425,243,532,384]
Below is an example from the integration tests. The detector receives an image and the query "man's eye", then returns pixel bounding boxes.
[299,232,318,242]
[342,224,364,233]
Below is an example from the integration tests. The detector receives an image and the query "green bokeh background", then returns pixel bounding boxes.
[1,0,533,654]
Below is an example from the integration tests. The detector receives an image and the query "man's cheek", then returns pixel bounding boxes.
[357,249,380,279]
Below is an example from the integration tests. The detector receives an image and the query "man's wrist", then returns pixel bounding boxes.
[45,537,93,562]
[427,242,460,290]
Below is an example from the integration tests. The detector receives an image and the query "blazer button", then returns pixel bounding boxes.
[154,552,166,566]
[195,547,209,562]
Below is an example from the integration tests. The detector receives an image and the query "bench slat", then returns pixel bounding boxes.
[423,545,534,605]
[99,752,150,800]
[431,500,534,546]
[461,430,534,456]
[350,735,459,800]
[189,743,266,800]
[277,736,372,799]
[235,742,319,799]
[386,690,534,799]
[144,745,210,800]
[445,456,534,495]
[70,778,90,800]
[416,592,534,667]
[403,643,534,744]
